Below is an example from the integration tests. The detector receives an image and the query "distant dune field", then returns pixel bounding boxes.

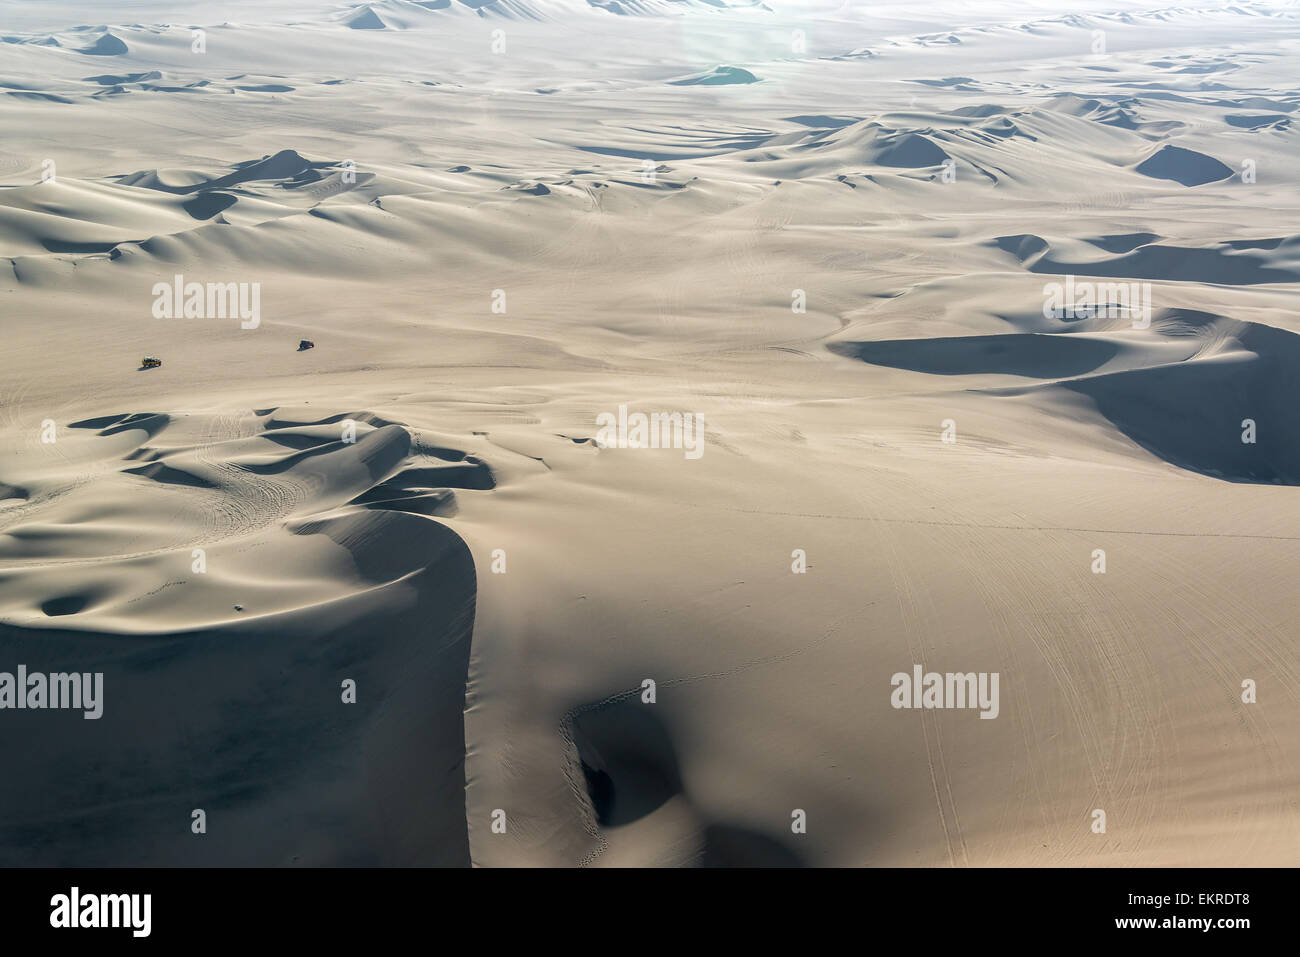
[0,0,1298,867]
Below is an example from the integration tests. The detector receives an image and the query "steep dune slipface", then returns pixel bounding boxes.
[0,410,479,864]
[1,0,1299,867]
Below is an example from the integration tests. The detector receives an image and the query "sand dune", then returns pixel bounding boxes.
[993,232,1300,285]
[1,0,1298,867]
[78,31,128,56]
[0,407,477,864]
[1135,143,1235,185]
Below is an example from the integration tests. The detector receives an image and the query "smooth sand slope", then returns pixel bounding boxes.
[0,0,1298,865]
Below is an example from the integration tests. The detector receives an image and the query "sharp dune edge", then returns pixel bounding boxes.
[0,0,1297,867]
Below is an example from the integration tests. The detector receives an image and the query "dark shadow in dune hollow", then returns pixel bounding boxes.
[573,702,683,828]
[571,700,805,866]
